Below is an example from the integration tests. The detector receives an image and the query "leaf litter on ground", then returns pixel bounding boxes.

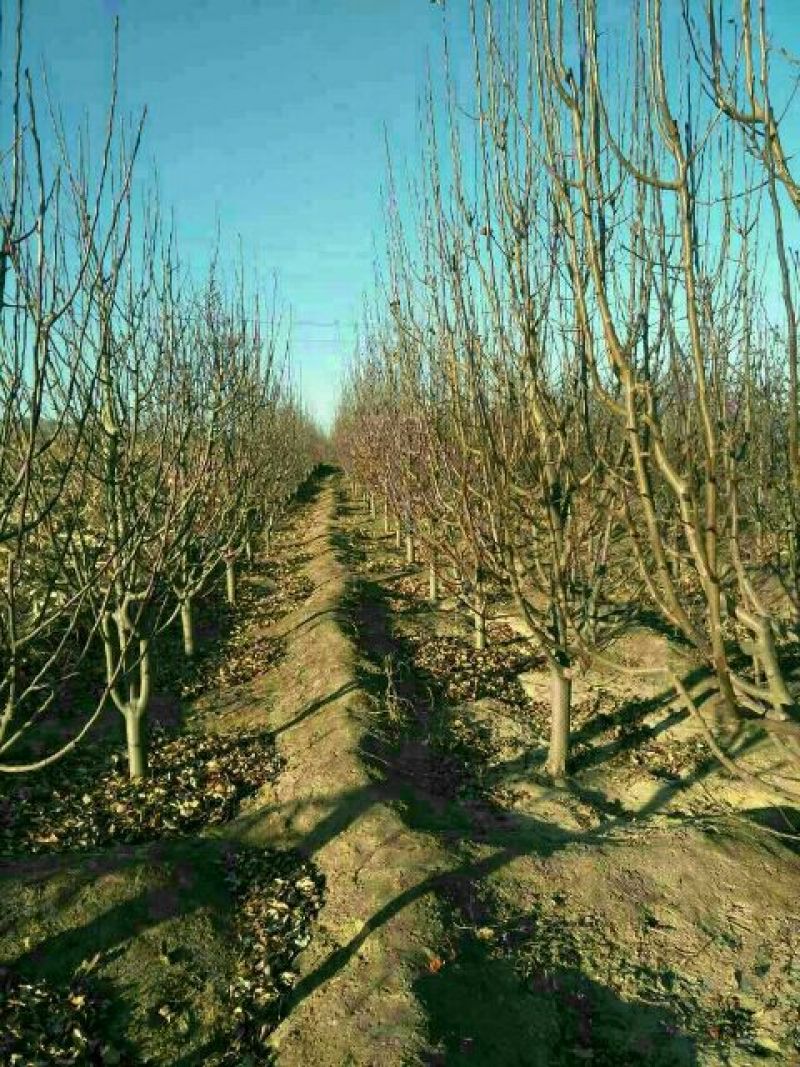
[0,725,283,857]
[0,508,326,1063]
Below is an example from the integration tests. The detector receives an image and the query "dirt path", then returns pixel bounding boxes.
[255,473,800,1067]
[229,475,453,1065]
[3,471,796,1063]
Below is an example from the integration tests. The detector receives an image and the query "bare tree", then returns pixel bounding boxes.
[0,10,146,773]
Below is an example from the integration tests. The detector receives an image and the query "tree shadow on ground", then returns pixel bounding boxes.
[276,810,698,1064]
[303,509,800,1064]
[293,465,334,506]
[4,838,232,979]
[1,477,337,1064]
[731,805,800,854]
[273,520,709,1063]
[272,680,359,738]
[2,824,325,1065]
[415,895,696,1066]
[1,835,241,1063]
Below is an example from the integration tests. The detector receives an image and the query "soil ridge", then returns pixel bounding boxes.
[240,475,449,1066]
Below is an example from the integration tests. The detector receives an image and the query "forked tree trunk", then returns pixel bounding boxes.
[226,557,237,606]
[546,662,571,780]
[104,611,152,780]
[180,596,195,659]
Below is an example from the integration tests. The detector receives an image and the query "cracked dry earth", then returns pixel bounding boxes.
[2,470,799,1066]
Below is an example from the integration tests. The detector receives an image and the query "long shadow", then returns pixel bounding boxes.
[0,484,341,1061]
[1,836,240,1062]
[292,465,335,507]
[567,676,708,777]
[282,529,331,552]
[272,680,359,738]
[330,528,367,569]
[278,603,343,638]
[279,807,697,1064]
[5,838,232,980]
[414,913,696,1065]
[3,827,324,1064]
[275,523,705,1062]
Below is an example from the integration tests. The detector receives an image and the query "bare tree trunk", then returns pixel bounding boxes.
[124,706,146,779]
[383,499,390,534]
[474,603,486,651]
[369,493,376,520]
[245,535,254,565]
[226,557,237,606]
[429,556,439,603]
[405,533,415,565]
[546,662,571,780]
[180,596,195,659]
[670,518,682,582]
[395,524,402,550]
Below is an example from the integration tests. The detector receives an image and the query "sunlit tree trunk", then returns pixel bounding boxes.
[546,661,571,780]
[180,596,195,659]
[225,555,237,606]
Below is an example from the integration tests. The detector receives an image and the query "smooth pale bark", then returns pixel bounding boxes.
[546,663,572,780]
[405,534,415,565]
[429,558,439,603]
[180,597,195,659]
[104,612,152,780]
[124,707,146,779]
[245,535,254,564]
[474,604,486,651]
[226,558,237,606]
[395,525,402,550]
[383,500,390,534]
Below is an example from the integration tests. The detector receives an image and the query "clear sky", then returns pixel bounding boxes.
[11,0,470,429]
[7,1,800,429]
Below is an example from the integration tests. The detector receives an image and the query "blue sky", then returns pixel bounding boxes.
[12,0,471,428]
[8,1,800,427]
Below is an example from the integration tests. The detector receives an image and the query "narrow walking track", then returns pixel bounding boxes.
[234,474,453,1065]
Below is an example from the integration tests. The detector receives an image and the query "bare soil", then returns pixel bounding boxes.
[2,470,799,1065]
[304,476,800,1067]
